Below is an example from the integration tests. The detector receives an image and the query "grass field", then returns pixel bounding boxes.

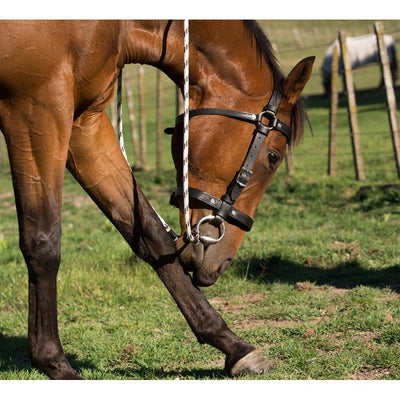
[0,20,400,380]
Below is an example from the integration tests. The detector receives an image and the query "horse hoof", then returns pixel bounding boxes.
[229,350,275,377]
[45,368,83,380]
[62,371,84,380]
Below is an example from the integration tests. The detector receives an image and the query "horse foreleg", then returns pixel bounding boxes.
[130,171,273,376]
[1,97,80,379]
[68,111,272,376]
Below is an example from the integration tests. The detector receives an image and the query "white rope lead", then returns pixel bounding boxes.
[183,19,196,243]
[116,69,178,241]
[117,69,129,165]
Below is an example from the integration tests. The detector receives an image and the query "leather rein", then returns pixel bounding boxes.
[165,89,291,244]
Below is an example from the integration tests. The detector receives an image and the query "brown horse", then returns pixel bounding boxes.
[0,20,314,379]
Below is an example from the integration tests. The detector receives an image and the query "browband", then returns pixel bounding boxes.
[166,103,291,143]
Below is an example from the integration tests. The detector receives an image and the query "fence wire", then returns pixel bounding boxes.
[1,20,400,182]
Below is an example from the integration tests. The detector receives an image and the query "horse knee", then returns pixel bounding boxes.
[193,313,230,345]
[19,226,61,276]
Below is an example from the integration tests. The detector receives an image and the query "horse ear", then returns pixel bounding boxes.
[282,56,315,107]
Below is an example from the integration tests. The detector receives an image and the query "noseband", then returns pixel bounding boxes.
[166,89,291,244]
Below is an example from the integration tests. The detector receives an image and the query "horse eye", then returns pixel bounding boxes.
[268,151,280,169]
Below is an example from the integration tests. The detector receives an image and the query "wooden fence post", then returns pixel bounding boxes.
[339,31,366,181]
[176,86,183,116]
[124,70,142,170]
[285,147,294,176]
[0,134,6,165]
[138,66,148,170]
[328,43,339,176]
[292,28,304,49]
[156,70,163,172]
[375,21,400,178]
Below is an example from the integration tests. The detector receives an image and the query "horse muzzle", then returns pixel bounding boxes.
[176,218,233,287]
[191,257,233,287]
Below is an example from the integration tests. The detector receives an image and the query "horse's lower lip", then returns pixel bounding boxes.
[191,258,233,287]
[191,270,217,287]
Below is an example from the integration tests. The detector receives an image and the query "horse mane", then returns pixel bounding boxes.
[243,20,307,146]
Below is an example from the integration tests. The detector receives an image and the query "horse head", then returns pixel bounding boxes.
[168,22,314,286]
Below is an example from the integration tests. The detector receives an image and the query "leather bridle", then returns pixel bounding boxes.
[165,89,291,245]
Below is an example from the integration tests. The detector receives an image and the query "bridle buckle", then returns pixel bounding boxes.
[258,109,278,130]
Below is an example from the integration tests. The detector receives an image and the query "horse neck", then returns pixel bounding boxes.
[122,21,273,107]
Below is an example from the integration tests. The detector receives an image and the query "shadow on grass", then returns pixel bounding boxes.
[0,332,96,379]
[0,331,226,380]
[109,366,225,380]
[305,85,400,110]
[234,256,400,293]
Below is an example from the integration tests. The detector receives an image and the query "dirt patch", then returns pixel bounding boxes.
[0,192,12,201]
[349,368,391,380]
[210,293,268,331]
[212,292,326,331]
[209,290,339,331]
[295,281,328,293]
[208,358,225,369]
[295,281,348,297]
[209,293,264,314]
[122,344,142,359]
[63,193,93,208]
[381,293,400,301]
[264,317,324,329]
[352,331,379,342]
[0,192,16,212]
[235,316,269,330]
[331,288,349,297]
[0,192,94,213]
[331,241,359,258]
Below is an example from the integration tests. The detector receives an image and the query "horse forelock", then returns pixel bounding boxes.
[243,20,306,147]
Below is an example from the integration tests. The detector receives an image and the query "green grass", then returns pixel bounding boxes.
[2,167,399,380]
[1,20,400,380]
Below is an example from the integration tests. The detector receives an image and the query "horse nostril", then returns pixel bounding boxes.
[176,236,204,269]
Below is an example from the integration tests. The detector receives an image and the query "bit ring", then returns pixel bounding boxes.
[195,215,226,245]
